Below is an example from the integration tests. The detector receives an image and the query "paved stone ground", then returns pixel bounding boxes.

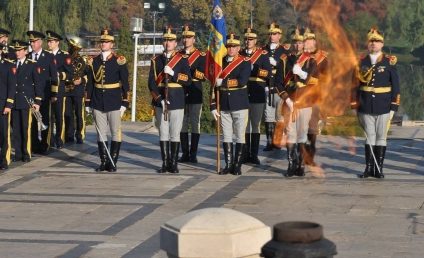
[0,122,423,258]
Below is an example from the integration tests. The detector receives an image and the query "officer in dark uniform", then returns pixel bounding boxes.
[178,25,206,164]
[148,26,192,174]
[263,22,291,151]
[352,27,400,179]
[9,40,43,163]
[86,29,129,172]
[46,30,73,149]
[0,28,14,59]
[210,33,251,175]
[240,27,272,165]
[0,42,17,170]
[27,30,58,154]
[64,37,87,144]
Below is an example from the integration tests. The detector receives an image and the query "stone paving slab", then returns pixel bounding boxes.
[0,122,423,258]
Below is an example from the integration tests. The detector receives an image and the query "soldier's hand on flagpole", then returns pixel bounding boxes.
[211,109,220,121]
[33,104,40,112]
[85,106,92,114]
[269,57,277,66]
[215,78,223,87]
[164,65,175,76]
[293,64,308,80]
[389,110,395,120]
[285,98,294,113]
[120,106,127,118]
[3,107,11,115]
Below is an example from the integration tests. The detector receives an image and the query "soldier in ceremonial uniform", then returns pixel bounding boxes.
[0,42,17,170]
[240,27,272,165]
[64,37,87,144]
[178,25,206,164]
[86,29,129,172]
[46,30,73,149]
[27,30,58,154]
[352,28,400,179]
[263,22,291,151]
[148,27,192,173]
[303,29,329,167]
[9,40,43,163]
[210,33,251,175]
[275,29,319,177]
[0,28,14,59]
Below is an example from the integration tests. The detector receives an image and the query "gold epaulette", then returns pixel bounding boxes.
[388,55,397,65]
[3,58,14,64]
[26,59,36,63]
[117,55,127,65]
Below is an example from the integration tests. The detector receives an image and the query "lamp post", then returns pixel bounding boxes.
[29,0,34,30]
[144,2,165,57]
[130,17,143,122]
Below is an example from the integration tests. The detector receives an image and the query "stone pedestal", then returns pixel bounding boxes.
[160,207,272,258]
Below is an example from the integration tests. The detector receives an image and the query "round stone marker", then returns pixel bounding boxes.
[273,221,323,243]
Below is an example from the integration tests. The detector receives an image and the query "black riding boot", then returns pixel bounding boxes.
[284,143,297,177]
[169,142,180,173]
[305,133,317,166]
[250,133,261,165]
[107,141,121,172]
[374,145,386,178]
[263,122,274,151]
[158,141,169,173]
[232,143,244,175]
[95,142,108,172]
[178,132,190,162]
[358,144,374,178]
[296,143,306,176]
[189,133,200,163]
[241,133,251,164]
[220,142,233,175]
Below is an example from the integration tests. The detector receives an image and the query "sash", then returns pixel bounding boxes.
[187,49,201,66]
[282,53,311,86]
[248,49,263,65]
[220,55,245,80]
[155,53,183,85]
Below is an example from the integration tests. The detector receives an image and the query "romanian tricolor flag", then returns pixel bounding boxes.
[205,0,227,85]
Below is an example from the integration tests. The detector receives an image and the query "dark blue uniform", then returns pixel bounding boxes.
[28,49,58,153]
[86,53,129,112]
[264,44,291,89]
[12,58,43,161]
[148,52,192,110]
[242,48,272,103]
[352,54,400,114]
[0,57,16,169]
[180,49,206,104]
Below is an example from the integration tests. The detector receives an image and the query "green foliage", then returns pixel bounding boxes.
[397,65,424,120]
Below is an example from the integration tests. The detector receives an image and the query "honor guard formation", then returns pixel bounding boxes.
[0,23,400,180]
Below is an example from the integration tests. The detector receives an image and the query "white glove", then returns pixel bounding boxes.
[164,65,175,76]
[269,57,277,66]
[216,78,223,87]
[160,99,170,109]
[389,110,395,120]
[285,98,294,113]
[211,109,220,121]
[120,106,126,118]
[85,106,92,114]
[265,87,270,94]
[293,64,308,80]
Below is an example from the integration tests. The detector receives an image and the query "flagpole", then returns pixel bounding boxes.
[216,86,221,174]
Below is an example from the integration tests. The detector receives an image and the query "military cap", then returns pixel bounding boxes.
[291,27,304,42]
[0,28,11,37]
[268,22,282,34]
[27,30,46,41]
[163,26,177,40]
[244,27,257,39]
[9,40,30,51]
[100,28,115,42]
[46,30,63,41]
[303,28,316,40]
[367,27,384,42]
[181,25,195,37]
[226,33,241,46]
[66,36,83,50]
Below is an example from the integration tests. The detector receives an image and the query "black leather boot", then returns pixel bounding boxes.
[178,132,190,162]
[232,143,244,175]
[305,133,317,166]
[220,142,233,175]
[263,122,273,151]
[95,141,108,172]
[189,133,200,163]
[296,143,306,176]
[284,143,297,177]
[374,145,386,178]
[358,144,374,178]
[250,133,261,165]
[241,133,251,164]
[169,142,180,173]
[158,141,169,173]
[107,141,121,172]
